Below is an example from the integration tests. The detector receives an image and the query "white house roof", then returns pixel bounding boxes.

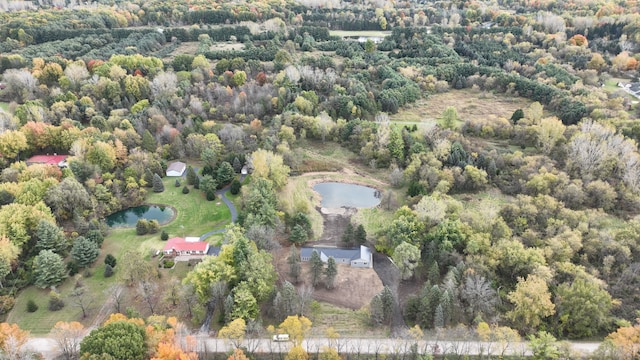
[166,162,186,175]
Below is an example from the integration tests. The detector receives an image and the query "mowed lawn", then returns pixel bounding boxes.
[7,176,232,334]
[0,102,9,112]
[146,177,231,237]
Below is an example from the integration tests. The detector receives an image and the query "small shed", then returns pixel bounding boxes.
[166,161,186,177]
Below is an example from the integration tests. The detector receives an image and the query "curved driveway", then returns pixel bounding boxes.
[199,174,246,240]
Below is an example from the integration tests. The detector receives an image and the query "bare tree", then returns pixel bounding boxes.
[297,285,314,316]
[244,319,264,355]
[70,288,94,318]
[105,284,125,314]
[165,278,181,307]
[138,280,159,314]
[180,283,198,318]
[50,321,84,360]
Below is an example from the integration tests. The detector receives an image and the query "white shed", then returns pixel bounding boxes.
[166,161,186,177]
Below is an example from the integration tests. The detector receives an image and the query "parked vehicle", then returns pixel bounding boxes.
[272,334,290,342]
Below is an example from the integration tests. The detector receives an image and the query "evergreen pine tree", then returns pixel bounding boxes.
[186,166,197,186]
[310,251,324,287]
[289,224,308,245]
[142,130,156,152]
[143,169,154,187]
[33,250,67,288]
[355,224,367,245]
[104,254,117,267]
[287,246,301,283]
[152,173,164,192]
[71,236,100,267]
[325,257,338,289]
[342,223,354,247]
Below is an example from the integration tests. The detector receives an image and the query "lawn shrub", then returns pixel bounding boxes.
[136,219,149,235]
[104,264,114,277]
[26,299,38,313]
[48,291,64,311]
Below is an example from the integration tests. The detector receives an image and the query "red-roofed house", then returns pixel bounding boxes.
[26,154,69,167]
[163,237,210,257]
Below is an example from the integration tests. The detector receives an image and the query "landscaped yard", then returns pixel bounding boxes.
[147,176,231,238]
[7,176,233,333]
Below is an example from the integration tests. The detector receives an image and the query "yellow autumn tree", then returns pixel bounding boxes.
[286,345,309,360]
[278,316,312,347]
[218,318,246,349]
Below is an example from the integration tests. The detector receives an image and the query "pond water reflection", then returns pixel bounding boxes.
[313,182,381,208]
[106,205,174,228]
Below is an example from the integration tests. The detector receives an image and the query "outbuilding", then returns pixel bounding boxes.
[166,161,186,177]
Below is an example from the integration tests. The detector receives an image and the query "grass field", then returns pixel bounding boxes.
[0,102,9,112]
[391,89,531,128]
[309,302,387,338]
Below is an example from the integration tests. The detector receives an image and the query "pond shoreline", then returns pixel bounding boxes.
[106,203,177,228]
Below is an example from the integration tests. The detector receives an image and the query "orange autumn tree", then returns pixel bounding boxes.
[227,348,250,360]
[147,316,198,360]
[604,319,640,359]
[0,323,30,357]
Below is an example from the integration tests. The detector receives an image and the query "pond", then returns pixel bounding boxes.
[106,205,175,228]
[313,182,381,208]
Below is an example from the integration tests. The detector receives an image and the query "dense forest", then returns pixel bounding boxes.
[1,0,640,358]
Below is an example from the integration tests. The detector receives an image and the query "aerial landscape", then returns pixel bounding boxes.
[0,0,639,358]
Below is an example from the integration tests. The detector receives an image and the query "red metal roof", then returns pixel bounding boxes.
[163,237,209,252]
[26,155,68,165]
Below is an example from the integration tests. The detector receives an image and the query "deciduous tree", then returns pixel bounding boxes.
[51,321,84,360]
[392,241,420,280]
[506,275,555,333]
[278,316,312,347]
[219,318,246,349]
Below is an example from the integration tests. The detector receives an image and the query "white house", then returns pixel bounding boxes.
[300,245,373,268]
[166,161,186,177]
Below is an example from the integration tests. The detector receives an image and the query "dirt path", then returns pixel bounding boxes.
[372,252,407,335]
[89,286,120,330]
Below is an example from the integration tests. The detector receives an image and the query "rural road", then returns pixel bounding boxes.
[26,336,601,359]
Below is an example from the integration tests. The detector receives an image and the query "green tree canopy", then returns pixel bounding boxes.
[33,250,67,288]
[79,321,147,360]
[71,236,100,268]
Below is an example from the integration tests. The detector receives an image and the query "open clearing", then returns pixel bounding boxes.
[391,89,531,127]
[329,30,391,38]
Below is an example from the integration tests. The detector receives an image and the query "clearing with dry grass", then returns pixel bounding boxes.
[391,89,532,127]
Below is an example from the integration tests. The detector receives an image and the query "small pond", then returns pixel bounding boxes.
[313,182,381,208]
[106,205,174,228]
